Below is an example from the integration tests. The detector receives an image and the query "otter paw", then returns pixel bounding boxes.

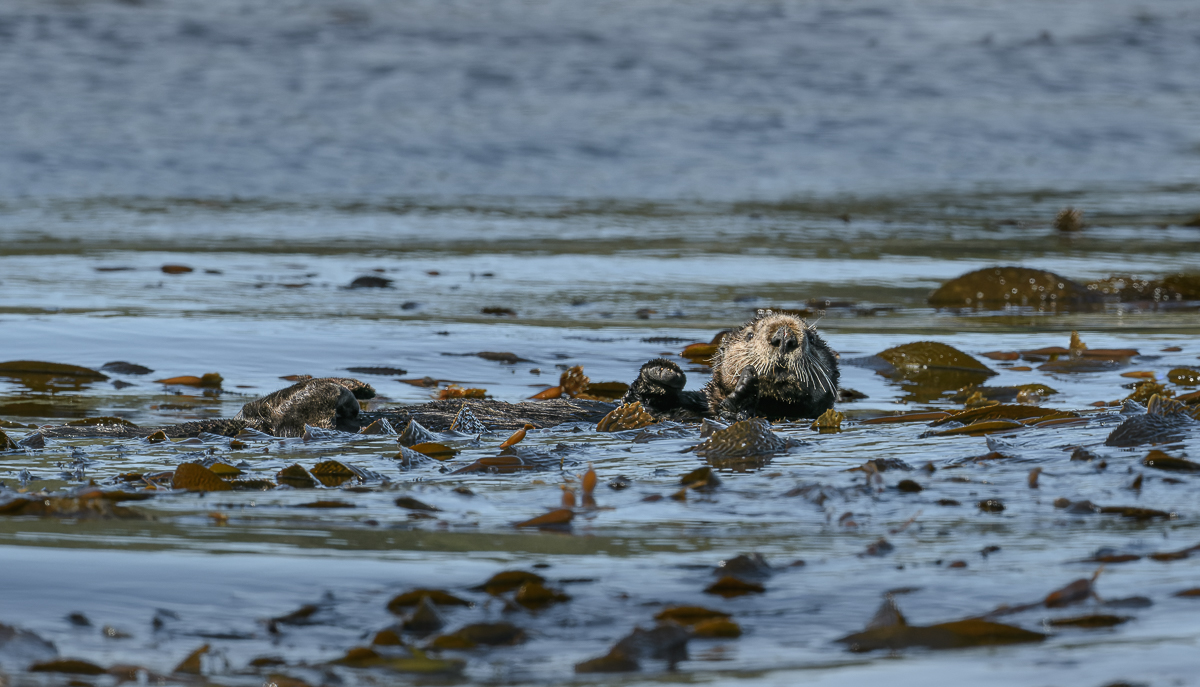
[719,367,759,413]
[638,359,687,391]
[624,358,691,414]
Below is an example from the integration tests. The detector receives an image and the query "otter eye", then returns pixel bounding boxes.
[746,332,753,340]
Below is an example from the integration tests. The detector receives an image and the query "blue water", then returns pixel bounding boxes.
[3,0,1200,684]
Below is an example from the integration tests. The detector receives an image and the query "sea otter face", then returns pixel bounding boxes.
[731,312,809,379]
[711,309,839,403]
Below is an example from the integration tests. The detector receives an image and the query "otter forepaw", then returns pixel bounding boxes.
[624,358,689,414]
[719,366,759,413]
[642,359,687,390]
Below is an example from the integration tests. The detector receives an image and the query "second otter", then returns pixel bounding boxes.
[623,310,839,421]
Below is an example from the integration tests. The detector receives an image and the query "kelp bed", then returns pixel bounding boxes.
[3,324,1200,686]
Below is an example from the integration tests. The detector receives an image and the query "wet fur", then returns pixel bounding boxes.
[624,311,839,421]
[236,377,375,437]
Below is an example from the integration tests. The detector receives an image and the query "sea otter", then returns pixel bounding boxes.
[236,376,376,437]
[623,310,839,421]
[57,313,832,441]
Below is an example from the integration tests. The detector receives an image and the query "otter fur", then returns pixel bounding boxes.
[236,377,375,437]
[623,310,839,421]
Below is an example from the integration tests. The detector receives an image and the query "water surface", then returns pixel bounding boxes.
[3,0,1200,683]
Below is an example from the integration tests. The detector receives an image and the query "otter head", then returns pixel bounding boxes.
[715,309,838,400]
[725,310,809,376]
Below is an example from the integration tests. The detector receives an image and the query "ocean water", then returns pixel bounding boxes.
[1,0,1200,684]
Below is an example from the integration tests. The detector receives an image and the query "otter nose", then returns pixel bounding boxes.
[770,328,798,353]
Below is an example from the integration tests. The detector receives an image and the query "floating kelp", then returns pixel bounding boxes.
[65,416,137,427]
[449,404,487,434]
[372,629,405,646]
[16,431,45,449]
[848,342,995,403]
[705,576,765,597]
[930,420,1024,437]
[576,624,690,673]
[678,466,721,492]
[428,623,526,649]
[525,368,586,401]
[398,377,443,388]
[437,385,487,399]
[513,508,573,529]
[1098,505,1172,520]
[1046,614,1128,629]
[950,384,1056,405]
[408,442,458,460]
[532,368,628,402]
[387,589,471,613]
[358,418,396,435]
[1141,450,1200,472]
[478,571,545,595]
[978,498,1005,512]
[347,275,391,288]
[692,618,742,637]
[499,423,534,448]
[276,464,318,488]
[876,341,994,375]
[394,446,430,468]
[691,418,790,461]
[575,381,629,402]
[29,659,107,675]
[345,366,408,376]
[860,412,952,425]
[1168,368,1200,386]
[1043,573,1100,607]
[1054,207,1084,232]
[310,460,361,487]
[1085,273,1200,302]
[513,580,571,608]
[154,373,223,388]
[930,404,1060,427]
[1106,395,1199,447]
[395,496,440,512]
[100,361,153,375]
[448,451,545,475]
[0,360,108,392]
[330,646,464,674]
[680,331,730,366]
[560,366,589,397]
[810,408,844,432]
[1040,358,1124,373]
[268,603,321,628]
[172,463,232,492]
[596,402,656,432]
[402,596,446,634]
[230,479,276,491]
[715,553,773,580]
[0,492,148,520]
[473,352,531,364]
[397,419,438,447]
[928,266,1098,309]
[653,606,730,625]
[838,596,1045,652]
